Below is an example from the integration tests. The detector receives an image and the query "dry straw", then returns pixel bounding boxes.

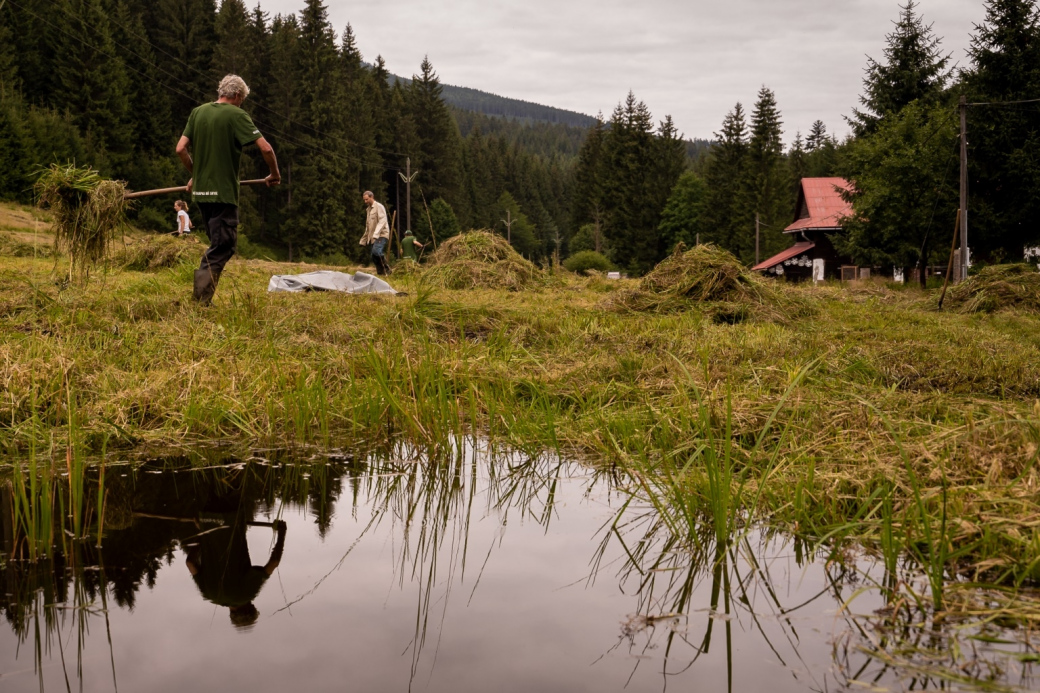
[111,234,198,271]
[945,263,1040,314]
[611,243,802,321]
[34,163,129,279]
[425,230,541,291]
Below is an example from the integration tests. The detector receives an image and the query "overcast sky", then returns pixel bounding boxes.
[261,0,985,143]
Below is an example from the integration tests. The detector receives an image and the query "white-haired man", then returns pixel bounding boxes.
[360,190,391,275]
[176,75,280,305]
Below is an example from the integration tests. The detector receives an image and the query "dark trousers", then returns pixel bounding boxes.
[194,203,238,304]
[198,203,239,273]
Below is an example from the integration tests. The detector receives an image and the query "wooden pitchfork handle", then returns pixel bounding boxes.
[123,179,271,200]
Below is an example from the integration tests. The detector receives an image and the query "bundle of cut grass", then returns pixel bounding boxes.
[34,164,129,278]
[111,234,198,271]
[612,244,771,311]
[946,263,1040,314]
[425,230,540,290]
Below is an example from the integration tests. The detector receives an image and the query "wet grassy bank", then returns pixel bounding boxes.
[3,224,1040,595]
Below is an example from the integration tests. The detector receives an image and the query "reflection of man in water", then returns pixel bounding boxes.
[184,519,286,629]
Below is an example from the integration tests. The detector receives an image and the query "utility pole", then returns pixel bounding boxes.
[398,158,418,233]
[958,95,969,283]
[755,213,761,266]
[501,210,513,244]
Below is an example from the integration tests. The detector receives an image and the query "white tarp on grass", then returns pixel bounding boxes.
[267,270,397,294]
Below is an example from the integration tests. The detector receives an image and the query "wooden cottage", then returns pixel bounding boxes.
[752,177,859,282]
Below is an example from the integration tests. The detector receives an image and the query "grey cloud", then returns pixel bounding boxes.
[260,0,985,142]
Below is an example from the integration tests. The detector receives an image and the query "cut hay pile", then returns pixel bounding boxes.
[946,263,1040,314]
[425,230,540,291]
[111,234,199,271]
[34,164,129,278]
[611,244,805,322]
[614,244,762,307]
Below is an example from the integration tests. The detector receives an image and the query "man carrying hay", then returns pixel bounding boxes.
[176,75,281,305]
[360,191,391,276]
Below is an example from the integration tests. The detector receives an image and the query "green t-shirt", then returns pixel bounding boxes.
[401,235,419,260]
[182,103,262,205]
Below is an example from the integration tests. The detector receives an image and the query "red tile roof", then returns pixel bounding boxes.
[751,241,815,271]
[784,177,853,233]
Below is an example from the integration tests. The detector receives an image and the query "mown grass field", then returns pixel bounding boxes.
[3,202,1040,593]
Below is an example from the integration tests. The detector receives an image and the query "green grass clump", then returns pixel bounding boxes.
[33,164,129,279]
[425,230,540,291]
[946,263,1040,314]
[564,250,612,275]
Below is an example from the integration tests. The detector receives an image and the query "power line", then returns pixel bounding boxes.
[967,97,1040,106]
[5,0,403,173]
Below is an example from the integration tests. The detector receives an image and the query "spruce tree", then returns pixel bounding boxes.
[53,0,133,172]
[408,57,467,223]
[212,0,255,79]
[703,103,751,256]
[571,115,606,251]
[806,121,828,151]
[600,92,664,274]
[745,87,791,263]
[963,0,1040,258]
[341,25,383,199]
[5,0,52,106]
[283,0,355,259]
[653,114,688,256]
[151,0,218,120]
[788,133,808,190]
[851,0,952,135]
[263,13,302,254]
[0,13,20,101]
[111,1,172,157]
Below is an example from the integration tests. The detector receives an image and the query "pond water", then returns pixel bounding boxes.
[1,442,1036,692]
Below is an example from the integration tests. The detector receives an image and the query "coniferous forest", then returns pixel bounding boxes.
[1,0,1039,272]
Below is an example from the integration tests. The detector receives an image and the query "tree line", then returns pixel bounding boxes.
[0,0,581,263]
[570,0,1040,276]
[2,0,1037,273]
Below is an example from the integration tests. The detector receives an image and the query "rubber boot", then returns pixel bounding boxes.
[193,268,221,306]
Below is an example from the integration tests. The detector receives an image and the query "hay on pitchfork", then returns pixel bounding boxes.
[34,163,130,278]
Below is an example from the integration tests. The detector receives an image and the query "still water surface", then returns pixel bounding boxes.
[1,443,1033,692]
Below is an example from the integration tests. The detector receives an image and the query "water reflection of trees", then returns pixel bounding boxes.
[0,448,353,690]
[4,443,1037,692]
[0,441,588,690]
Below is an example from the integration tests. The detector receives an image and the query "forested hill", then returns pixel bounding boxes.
[390,74,598,128]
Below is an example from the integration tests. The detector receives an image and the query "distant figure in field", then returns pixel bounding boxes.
[401,229,425,262]
[173,200,192,237]
[175,74,280,305]
[360,190,391,276]
[185,518,287,630]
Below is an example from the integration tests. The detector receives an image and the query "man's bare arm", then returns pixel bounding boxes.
[263,521,287,576]
[176,136,193,192]
[255,137,281,187]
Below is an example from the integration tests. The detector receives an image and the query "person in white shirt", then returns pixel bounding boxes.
[359,191,391,275]
[174,200,193,237]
